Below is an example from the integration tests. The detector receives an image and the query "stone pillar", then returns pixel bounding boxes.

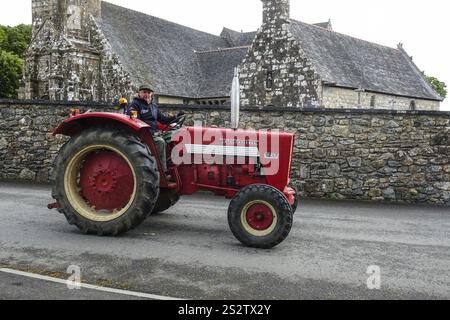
[54,0,68,37]
[261,0,290,24]
[32,0,50,37]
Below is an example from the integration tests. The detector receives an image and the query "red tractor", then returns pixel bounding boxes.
[50,110,298,249]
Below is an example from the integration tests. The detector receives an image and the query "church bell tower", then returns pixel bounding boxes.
[23,0,103,101]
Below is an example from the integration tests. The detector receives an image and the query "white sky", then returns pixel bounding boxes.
[2,0,449,110]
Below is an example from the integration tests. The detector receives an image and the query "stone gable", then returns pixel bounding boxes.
[240,0,321,107]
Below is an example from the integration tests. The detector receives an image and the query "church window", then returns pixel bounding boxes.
[410,100,416,110]
[370,95,376,108]
[266,70,273,90]
[67,5,82,30]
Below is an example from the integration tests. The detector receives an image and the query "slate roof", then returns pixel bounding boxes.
[97,2,232,98]
[220,28,257,47]
[196,47,249,98]
[96,2,441,101]
[289,20,442,101]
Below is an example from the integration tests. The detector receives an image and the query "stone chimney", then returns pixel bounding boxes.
[261,0,290,24]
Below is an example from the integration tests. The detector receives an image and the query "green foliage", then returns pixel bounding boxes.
[426,76,447,99]
[0,50,23,98]
[0,24,32,58]
[0,27,6,49]
[0,24,31,98]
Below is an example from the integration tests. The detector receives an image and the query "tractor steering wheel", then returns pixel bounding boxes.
[163,114,186,131]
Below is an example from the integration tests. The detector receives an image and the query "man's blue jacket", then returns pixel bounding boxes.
[127,98,173,132]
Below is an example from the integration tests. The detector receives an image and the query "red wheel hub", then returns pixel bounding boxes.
[79,151,134,212]
[246,204,274,231]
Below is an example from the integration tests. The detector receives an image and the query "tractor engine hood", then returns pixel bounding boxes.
[171,126,295,191]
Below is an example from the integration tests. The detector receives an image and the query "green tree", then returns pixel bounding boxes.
[0,50,23,98]
[426,76,447,99]
[0,27,6,49]
[0,24,31,99]
[0,24,32,58]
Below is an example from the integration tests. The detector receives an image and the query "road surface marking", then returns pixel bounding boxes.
[0,268,183,300]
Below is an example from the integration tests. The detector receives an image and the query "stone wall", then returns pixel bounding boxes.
[0,100,114,182]
[322,86,440,111]
[1,100,449,205]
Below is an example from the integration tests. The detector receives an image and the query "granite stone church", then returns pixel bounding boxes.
[21,0,442,110]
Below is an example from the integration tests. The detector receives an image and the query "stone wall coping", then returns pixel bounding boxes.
[0,99,112,108]
[1,99,449,116]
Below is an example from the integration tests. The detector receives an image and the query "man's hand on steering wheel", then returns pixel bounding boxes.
[163,111,186,130]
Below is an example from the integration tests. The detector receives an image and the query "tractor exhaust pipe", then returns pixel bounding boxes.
[231,67,240,130]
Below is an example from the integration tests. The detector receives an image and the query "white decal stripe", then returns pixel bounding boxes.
[185,144,260,157]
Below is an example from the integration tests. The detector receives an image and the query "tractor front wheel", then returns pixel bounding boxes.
[52,127,160,236]
[228,184,293,249]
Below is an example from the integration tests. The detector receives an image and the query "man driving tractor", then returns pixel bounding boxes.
[126,84,182,177]
[50,83,296,249]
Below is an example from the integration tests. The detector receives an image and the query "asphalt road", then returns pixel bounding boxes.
[0,271,148,300]
[0,182,449,300]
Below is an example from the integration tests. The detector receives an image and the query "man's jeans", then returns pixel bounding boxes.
[153,131,173,173]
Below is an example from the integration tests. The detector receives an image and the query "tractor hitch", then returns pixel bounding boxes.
[47,202,59,210]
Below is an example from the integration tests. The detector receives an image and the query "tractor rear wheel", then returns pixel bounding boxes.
[151,190,180,215]
[228,184,293,249]
[52,127,160,236]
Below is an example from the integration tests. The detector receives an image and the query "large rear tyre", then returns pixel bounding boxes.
[52,127,160,236]
[228,184,293,249]
[151,190,180,215]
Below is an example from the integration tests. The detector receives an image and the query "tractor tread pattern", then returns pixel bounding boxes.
[51,127,159,236]
[228,184,293,249]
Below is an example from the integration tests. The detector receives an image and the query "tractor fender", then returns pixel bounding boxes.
[53,112,150,137]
